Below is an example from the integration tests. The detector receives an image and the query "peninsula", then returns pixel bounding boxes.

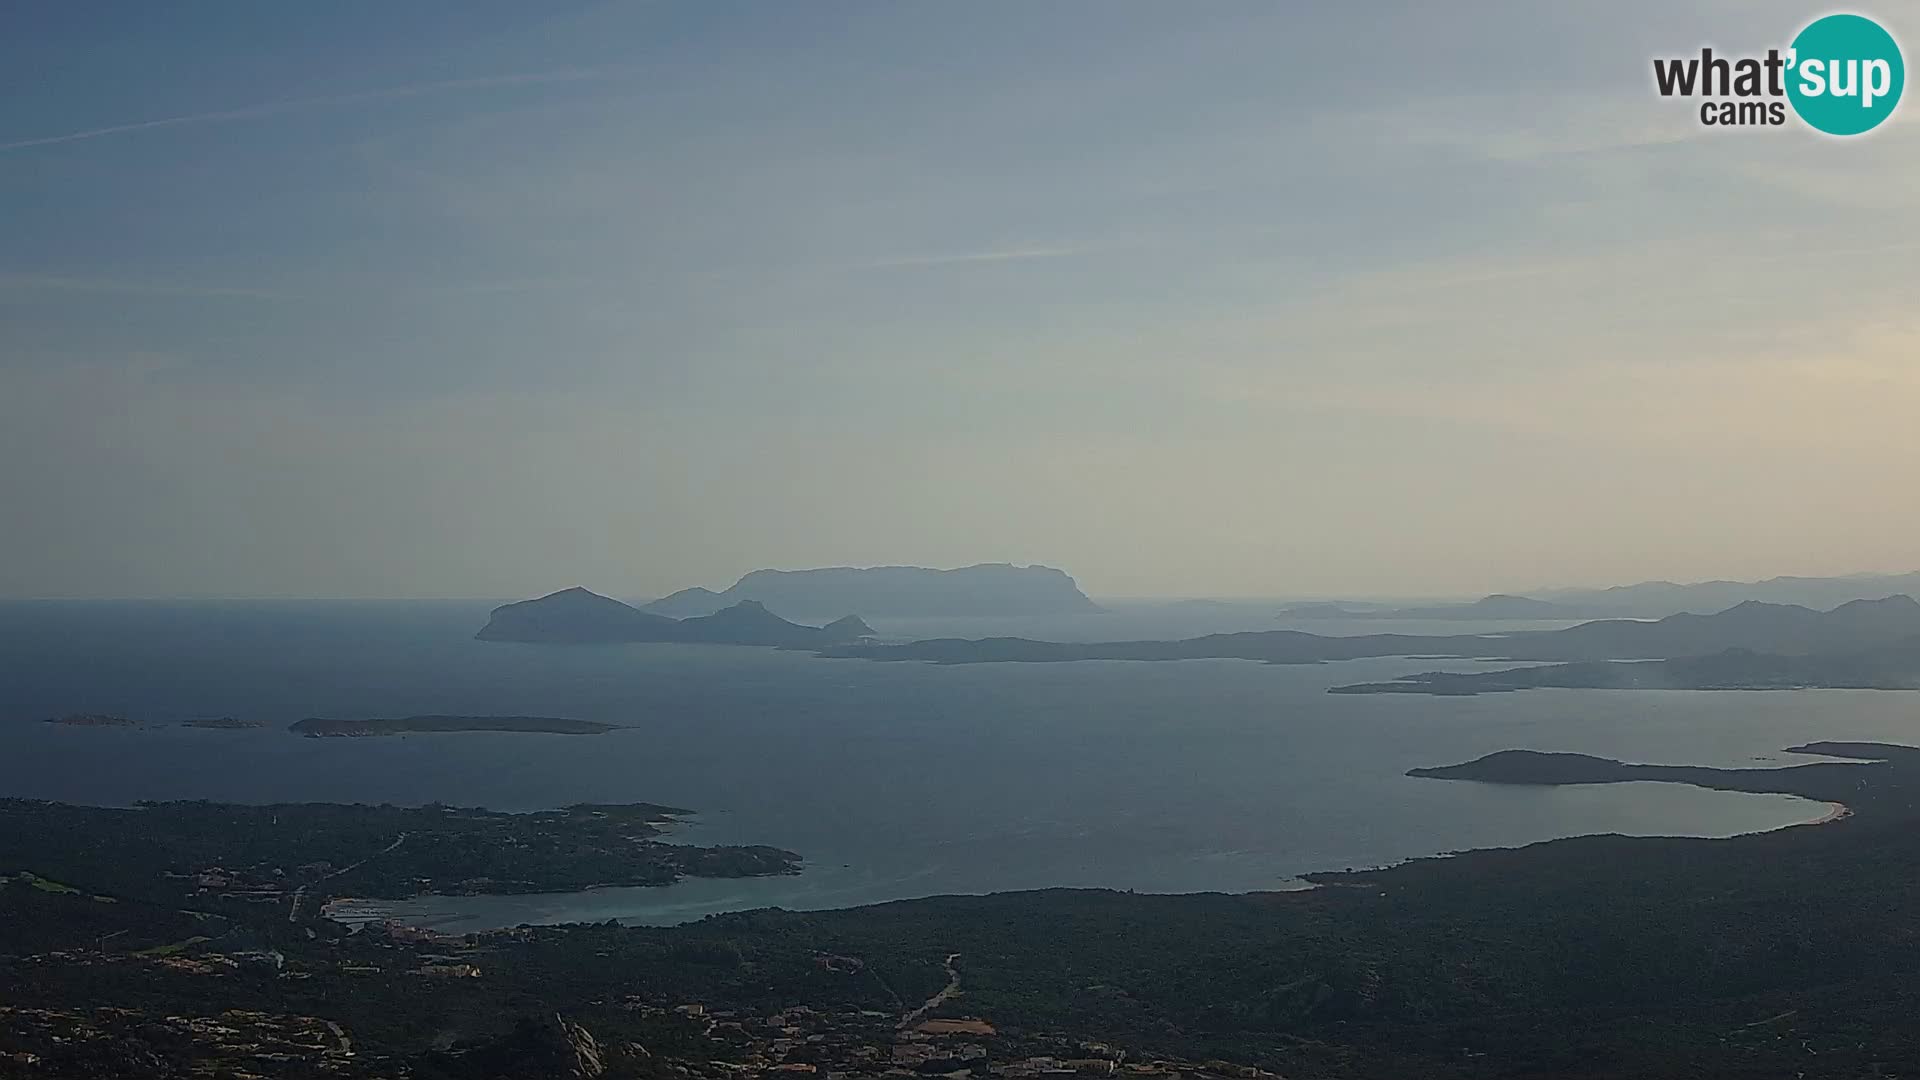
[1328,639,1920,695]
[1406,741,1920,820]
[0,798,800,906]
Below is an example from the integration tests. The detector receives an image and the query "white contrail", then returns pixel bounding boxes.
[0,69,615,153]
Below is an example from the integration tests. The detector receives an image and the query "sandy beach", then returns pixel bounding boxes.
[1811,802,1853,825]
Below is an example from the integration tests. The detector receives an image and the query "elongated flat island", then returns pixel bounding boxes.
[183,716,269,729]
[289,715,618,737]
[1404,741,1920,822]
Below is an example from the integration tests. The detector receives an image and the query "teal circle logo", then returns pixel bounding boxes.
[1787,14,1905,135]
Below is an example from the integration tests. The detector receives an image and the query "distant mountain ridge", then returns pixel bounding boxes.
[1483,595,1920,661]
[828,595,1920,669]
[1279,594,1579,621]
[1539,570,1920,616]
[1278,573,1920,622]
[1324,595,1920,695]
[475,587,874,647]
[643,563,1100,618]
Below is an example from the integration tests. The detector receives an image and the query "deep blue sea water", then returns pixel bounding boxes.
[3,600,1914,927]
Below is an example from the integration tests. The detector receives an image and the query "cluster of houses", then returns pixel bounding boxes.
[0,1004,359,1075]
[625,998,1284,1080]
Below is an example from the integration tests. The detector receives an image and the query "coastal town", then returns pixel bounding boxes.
[634,1004,1283,1080]
[614,962,1284,1080]
[3,795,1286,1080]
[16,741,1920,1078]
[2,912,1285,1080]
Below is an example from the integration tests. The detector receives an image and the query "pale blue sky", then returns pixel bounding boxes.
[4,1,1918,598]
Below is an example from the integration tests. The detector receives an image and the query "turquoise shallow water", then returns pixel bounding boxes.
[2,600,1907,926]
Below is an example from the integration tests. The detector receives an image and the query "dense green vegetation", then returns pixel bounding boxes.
[0,799,798,913]
[10,745,1920,1076]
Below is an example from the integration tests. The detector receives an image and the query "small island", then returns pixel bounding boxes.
[289,715,619,737]
[44,713,139,728]
[183,716,269,729]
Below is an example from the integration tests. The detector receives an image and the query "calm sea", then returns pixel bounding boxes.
[3,599,1913,927]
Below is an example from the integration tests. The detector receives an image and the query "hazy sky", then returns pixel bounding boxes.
[4,1,1918,600]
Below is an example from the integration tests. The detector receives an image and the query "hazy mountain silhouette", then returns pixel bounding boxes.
[476,588,872,647]
[1280,572,1920,622]
[831,595,1920,668]
[1323,596,1920,695]
[645,585,726,617]
[1538,571,1920,616]
[643,563,1100,618]
[1279,594,1578,620]
[475,587,681,643]
[1533,596,1920,657]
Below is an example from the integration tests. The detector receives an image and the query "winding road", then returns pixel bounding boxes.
[898,953,962,1029]
[289,832,407,923]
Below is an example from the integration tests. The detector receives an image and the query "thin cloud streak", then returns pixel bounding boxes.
[0,273,290,299]
[0,69,619,154]
[856,248,1081,270]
